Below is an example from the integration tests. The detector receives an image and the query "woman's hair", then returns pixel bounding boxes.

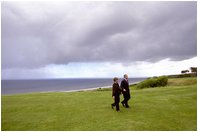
[113,77,118,82]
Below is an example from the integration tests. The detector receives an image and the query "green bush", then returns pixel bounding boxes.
[136,76,168,89]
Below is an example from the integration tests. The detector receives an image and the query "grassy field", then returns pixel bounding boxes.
[1,77,197,130]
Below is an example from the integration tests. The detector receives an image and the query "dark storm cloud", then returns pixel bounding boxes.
[2,1,197,69]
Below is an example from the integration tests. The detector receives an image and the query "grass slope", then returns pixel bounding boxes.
[1,77,197,130]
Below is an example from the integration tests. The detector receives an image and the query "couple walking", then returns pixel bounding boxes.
[111,74,131,111]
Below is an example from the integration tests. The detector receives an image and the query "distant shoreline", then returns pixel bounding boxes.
[58,81,141,93]
[2,81,142,96]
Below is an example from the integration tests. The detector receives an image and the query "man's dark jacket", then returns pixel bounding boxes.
[121,79,130,93]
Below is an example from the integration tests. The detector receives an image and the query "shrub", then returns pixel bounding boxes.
[136,76,168,89]
[156,76,168,86]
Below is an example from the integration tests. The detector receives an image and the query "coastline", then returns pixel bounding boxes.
[40,81,141,93]
[2,81,141,96]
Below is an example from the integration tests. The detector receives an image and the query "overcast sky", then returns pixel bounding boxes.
[1,1,197,79]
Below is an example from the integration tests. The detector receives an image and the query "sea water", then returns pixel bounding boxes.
[1,78,146,95]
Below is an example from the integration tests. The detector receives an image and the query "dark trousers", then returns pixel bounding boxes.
[112,95,120,111]
[122,92,131,107]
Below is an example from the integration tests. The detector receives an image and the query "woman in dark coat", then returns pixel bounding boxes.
[111,77,122,111]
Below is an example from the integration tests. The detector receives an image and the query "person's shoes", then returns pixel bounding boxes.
[126,105,130,108]
[111,104,114,109]
[121,102,125,107]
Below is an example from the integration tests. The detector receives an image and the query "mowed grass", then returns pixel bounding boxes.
[1,77,197,130]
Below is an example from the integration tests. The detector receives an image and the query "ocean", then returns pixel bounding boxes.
[1,78,146,95]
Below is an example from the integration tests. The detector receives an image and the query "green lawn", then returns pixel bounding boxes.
[1,77,197,130]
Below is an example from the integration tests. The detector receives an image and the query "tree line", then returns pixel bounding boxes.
[181,67,197,74]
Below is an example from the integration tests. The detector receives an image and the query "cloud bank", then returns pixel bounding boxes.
[2,1,197,69]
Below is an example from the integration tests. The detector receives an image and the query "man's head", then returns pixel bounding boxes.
[124,74,128,79]
[113,77,119,83]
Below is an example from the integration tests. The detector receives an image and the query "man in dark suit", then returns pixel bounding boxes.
[121,74,131,108]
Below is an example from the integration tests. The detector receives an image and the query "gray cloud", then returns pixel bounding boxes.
[2,1,197,69]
